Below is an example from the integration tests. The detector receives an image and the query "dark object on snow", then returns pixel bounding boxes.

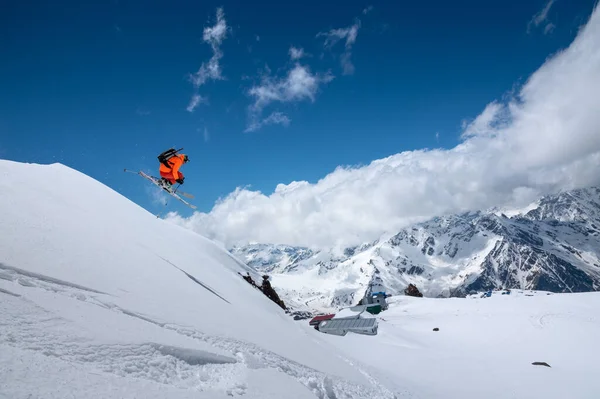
[292,311,313,321]
[532,362,551,368]
[261,275,287,310]
[433,327,439,331]
[363,291,389,312]
[405,284,423,297]
[354,298,383,313]
[238,272,258,288]
[365,304,382,314]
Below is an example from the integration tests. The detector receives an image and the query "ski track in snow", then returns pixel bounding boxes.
[0,263,402,399]
[155,254,232,304]
[0,263,108,295]
[0,287,20,297]
[530,311,597,329]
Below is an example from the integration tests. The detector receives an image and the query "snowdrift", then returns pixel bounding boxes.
[0,160,395,398]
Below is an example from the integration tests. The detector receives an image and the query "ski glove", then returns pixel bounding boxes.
[176,177,185,184]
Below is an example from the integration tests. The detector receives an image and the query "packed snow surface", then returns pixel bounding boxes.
[1,160,599,399]
[321,290,600,398]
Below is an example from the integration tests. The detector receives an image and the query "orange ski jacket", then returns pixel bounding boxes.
[159,154,186,176]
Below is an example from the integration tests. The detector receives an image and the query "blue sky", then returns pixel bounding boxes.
[1,0,597,217]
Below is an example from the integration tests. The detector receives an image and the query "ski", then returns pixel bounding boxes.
[169,188,194,199]
[139,171,197,209]
[124,169,194,197]
[124,169,197,210]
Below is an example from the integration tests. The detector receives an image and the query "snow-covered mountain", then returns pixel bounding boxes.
[230,187,600,313]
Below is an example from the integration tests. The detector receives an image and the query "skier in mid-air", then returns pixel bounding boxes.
[157,148,189,188]
[124,147,197,209]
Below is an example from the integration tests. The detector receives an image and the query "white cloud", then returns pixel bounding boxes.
[317,19,361,75]
[363,5,374,15]
[460,101,510,138]
[135,107,150,116]
[528,0,556,34]
[244,63,333,132]
[190,7,228,87]
[186,8,228,111]
[203,127,210,142]
[186,94,207,113]
[168,5,600,250]
[245,111,291,133]
[544,23,556,34]
[289,46,306,60]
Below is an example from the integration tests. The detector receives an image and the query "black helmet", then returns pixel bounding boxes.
[183,155,189,163]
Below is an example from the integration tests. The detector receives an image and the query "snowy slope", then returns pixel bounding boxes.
[0,160,396,399]
[313,290,600,399]
[231,187,600,314]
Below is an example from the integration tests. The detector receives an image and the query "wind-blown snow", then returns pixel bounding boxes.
[167,3,600,249]
[0,160,396,398]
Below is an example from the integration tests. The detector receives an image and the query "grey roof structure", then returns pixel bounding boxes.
[317,317,378,336]
[316,305,379,336]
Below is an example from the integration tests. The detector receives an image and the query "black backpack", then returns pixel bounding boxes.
[157,147,183,169]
